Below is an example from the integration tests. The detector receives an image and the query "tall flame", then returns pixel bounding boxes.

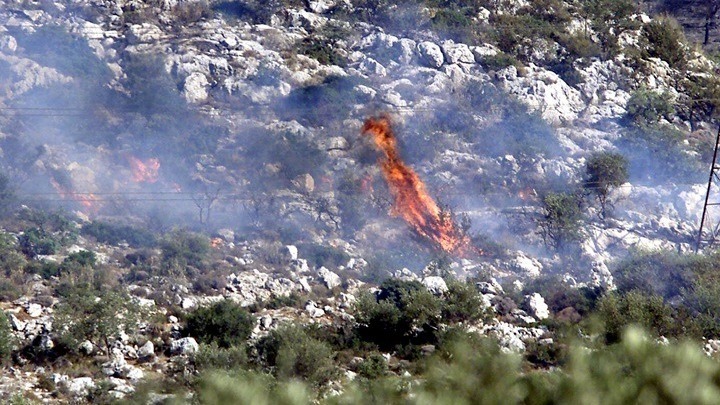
[362,115,476,256]
[128,156,161,183]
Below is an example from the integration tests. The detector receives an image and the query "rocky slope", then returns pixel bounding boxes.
[0,0,718,401]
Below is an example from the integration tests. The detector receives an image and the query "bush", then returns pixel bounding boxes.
[0,311,14,363]
[160,229,211,277]
[81,221,156,248]
[199,327,720,404]
[598,291,679,343]
[625,89,675,129]
[356,353,388,379]
[55,286,141,355]
[584,151,629,218]
[354,279,441,352]
[298,243,350,269]
[441,279,487,323]
[185,300,254,349]
[642,16,687,69]
[18,228,60,258]
[256,324,336,385]
[538,192,584,250]
[193,343,249,372]
[582,0,639,58]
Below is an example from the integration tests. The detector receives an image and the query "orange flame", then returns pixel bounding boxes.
[128,156,160,183]
[51,179,100,215]
[362,115,476,256]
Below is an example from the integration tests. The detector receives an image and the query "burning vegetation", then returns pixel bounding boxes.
[362,115,478,257]
[128,156,161,184]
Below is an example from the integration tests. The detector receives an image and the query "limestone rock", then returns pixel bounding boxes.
[318,267,342,290]
[138,341,155,361]
[442,41,475,65]
[524,293,550,320]
[183,72,209,103]
[422,276,448,295]
[417,41,444,69]
[170,337,199,355]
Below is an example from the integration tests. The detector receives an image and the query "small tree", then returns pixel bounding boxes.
[538,192,584,250]
[55,286,141,355]
[584,151,629,219]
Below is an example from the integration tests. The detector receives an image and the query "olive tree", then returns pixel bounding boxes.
[584,152,629,219]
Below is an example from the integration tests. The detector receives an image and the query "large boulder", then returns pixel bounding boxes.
[422,276,448,295]
[170,337,199,355]
[417,41,444,69]
[318,267,342,290]
[183,72,209,103]
[441,41,475,65]
[523,293,550,320]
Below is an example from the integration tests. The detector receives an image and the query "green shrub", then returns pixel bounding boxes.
[160,229,211,277]
[642,16,687,69]
[298,243,350,269]
[584,151,629,218]
[582,0,639,58]
[524,276,602,317]
[199,327,720,404]
[0,233,26,277]
[256,324,336,385]
[597,290,695,343]
[81,221,156,248]
[538,192,584,250]
[193,343,249,372]
[55,286,141,355]
[18,228,60,258]
[356,353,388,379]
[441,279,487,323]
[185,300,254,349]
[0,311,14,363]
[625,89,675,129]
[354,280,441,352]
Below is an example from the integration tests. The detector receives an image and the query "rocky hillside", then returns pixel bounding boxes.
[1,0,720,402]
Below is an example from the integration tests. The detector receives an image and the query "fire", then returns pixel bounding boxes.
[128,156,160,183]
[50,179,100,214]
[362,115,477,256]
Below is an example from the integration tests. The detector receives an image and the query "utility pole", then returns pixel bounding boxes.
[697,124,720,252]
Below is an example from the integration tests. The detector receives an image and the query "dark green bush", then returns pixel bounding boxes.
[0,312,14,364]
[597,291,688,343]
[441,280,487,323]
[55,286,140,354]
[582,0,639,58]
[538,192,584,250]
[18,228,60,258]
[82,221,156,248]
[354,280,441,352]
[625,89,675,129]
[160,229,211,276]
[356,353,388,379]
[197,327,720,404]
[298,243,350,269]
[642,16,687,69]
[256,324,336,385]
[185,300,254,348]
[193,343,249,372]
